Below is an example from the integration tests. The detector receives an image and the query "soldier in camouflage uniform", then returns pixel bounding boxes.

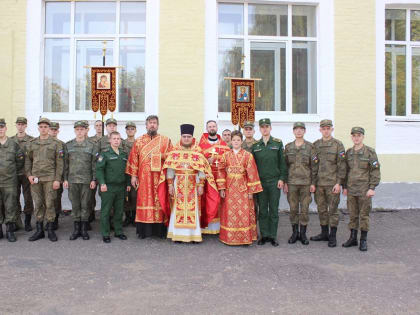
[241,121,257,153]
[25,118,64,242]
[0,119,25,242]
[123,121,137,227]
[64,121,98,241]
[10,117,34,231]
[342,127,380,252]
[310,119,346,248]
[89,120,103,143]
[49,122,65,230]
[284,122,317,245]
[98,118,127,153]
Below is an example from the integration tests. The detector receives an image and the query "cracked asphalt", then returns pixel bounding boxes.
[1,210,420,315]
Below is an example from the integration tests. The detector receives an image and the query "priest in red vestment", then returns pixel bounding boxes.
[198,120,230,234]
[125,115,173,238]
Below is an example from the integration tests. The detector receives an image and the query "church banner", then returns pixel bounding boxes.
[229,78,256,128]
[91,67,117,116]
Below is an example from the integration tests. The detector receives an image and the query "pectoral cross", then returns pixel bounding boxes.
[214,158,219,168]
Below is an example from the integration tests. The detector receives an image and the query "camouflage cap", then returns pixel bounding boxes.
[15,117,27,124]
[0,118,6,127]
[351,126,365,135]
[243,121,255,128]
[38,117,51,126]
[125,121,136,129]
[259,118,271,126]
[105,118,117,126]
[50,122,60,130]
[293,122,306,129]
[320,119,333,127]
[74,120,87,128]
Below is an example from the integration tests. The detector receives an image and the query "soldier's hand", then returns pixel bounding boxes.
[63,181,69,189]
[52,181,60,190]
[101,184,108,192]
[198,186,204,196]
[220,190,226,198]
[168,185,174,196]
[283,183,288,194]
[131,176,139,190]
[127,186,131,192]
[366,189,375,198]
[343,189,348,196]
[277,180,284,190]
[28,176,35,185]
[90,181,96,189]
[332,184,341,194]
[310,185,316,193]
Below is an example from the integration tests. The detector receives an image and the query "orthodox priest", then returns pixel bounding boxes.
[125,115,173,238]
[158,124,220,243]
[198,120,230,234]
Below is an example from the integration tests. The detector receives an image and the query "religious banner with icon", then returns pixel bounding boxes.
[91,67,117,116]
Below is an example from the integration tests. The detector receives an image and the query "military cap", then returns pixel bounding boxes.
[293,122,306,129]
[82,120,89,128]
[15,117,27,124]
[320,119,333,127]
[50,122,60,130]
[351,127,365,135]
[0,118,6,127]
[74,120,87,128]
[125,121,136,129]
[105,118,117,126]
[38,117,51,126]
[243,121,255,128]
[259,118,271,126]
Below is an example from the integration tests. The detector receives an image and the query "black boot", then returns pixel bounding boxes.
[257,237,267,245]
[310,225,329,241]
[69,221,81,241]
[270,238,279,247]
[6,223,17,242]
[328,227,337,248]
[24,214,33,232]
[359,230,368,252]
[81,221,90,240]
[342,229,358,247]
[288,224,299,244]
[300,225,309,245]
[28,222,45,241]
[0,224,3,239]
[52,214,59,231]
[47,222,58,242]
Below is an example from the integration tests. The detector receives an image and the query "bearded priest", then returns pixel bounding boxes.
[158,124,220,243]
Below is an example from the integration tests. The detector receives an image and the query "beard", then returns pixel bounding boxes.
[208,131,217,137]
[182,142,192,148]
[147,129,157,136]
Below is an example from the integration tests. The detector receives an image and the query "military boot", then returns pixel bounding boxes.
[288,224,299,244]
[28,222,45,241]
[81,221,90,240]
[299,225,309,245]
[69,221,81,241]
[342,229,358,248]
[24,214,33,232]
[0,224,3,239]
[328,227,337,248]
[359,231,368,252]
[47,222,58,242]
[310,225,329,241]
[6,223,17,242]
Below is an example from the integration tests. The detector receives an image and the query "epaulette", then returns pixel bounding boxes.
[272,137,282,143]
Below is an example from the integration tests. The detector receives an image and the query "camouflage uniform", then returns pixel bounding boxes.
[242,138,257,153]
[87,134,101,219]
[50,122,65,228]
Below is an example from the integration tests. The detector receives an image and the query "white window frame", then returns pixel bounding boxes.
[205,0,334,124]
[26,0,159,123]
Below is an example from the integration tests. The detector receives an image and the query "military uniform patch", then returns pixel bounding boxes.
[339,151,345,158]
[312,155,319,163]
[372,160,379,168]
[58,150,64,158]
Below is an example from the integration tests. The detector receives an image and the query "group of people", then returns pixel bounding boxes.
[0,115,380,251]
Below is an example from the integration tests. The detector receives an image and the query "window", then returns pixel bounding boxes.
[43,1,146,113]
[385,8,420,117]
[217,3,317,114]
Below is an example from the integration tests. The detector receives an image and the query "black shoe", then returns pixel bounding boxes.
[359,231,368,252]
[69,221,81,241]
[299,225,309,245]
[342,229,358,248]
[6,223,17,242]
[103,236,111,243]
[328,227,337,248]
[81,221,90,240]
[270,238,279,247]
[288,224,299,244]
[115,234,127,240]
[28,222,45,241]
[0,225,3,239]
[47,223,58,242]
[24,214,33,232]
[257,237,267,245]
[310,225,329,241]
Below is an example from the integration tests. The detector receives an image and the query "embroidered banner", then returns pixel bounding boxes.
[91,67,117,116]
[229,78,256,128]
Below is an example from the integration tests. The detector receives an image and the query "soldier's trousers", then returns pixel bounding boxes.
[287,184,311,226]
[0,186,18,224]
[315,185,340,227]
[88,186,98,215]
[69,183,91,221]
[257,179,280,239]
[31,181,57,223]
[16,174,34,215]
[347,195,371,231]
[124,184,137,214]
[54,185,63,215]
[100,186,125,237]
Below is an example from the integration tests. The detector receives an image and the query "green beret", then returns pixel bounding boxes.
[320,119,333,127]
[50,122,60,130]
[74,121,86,128]
[125,121,136,128]
[15,117,27,124]
[293,122,306,129]
[38,117,51,126]
[259,118,271,126]
[351,127,365,135]
[0,118,6,127]
[243,121,255,128]
[106,118,117,126]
